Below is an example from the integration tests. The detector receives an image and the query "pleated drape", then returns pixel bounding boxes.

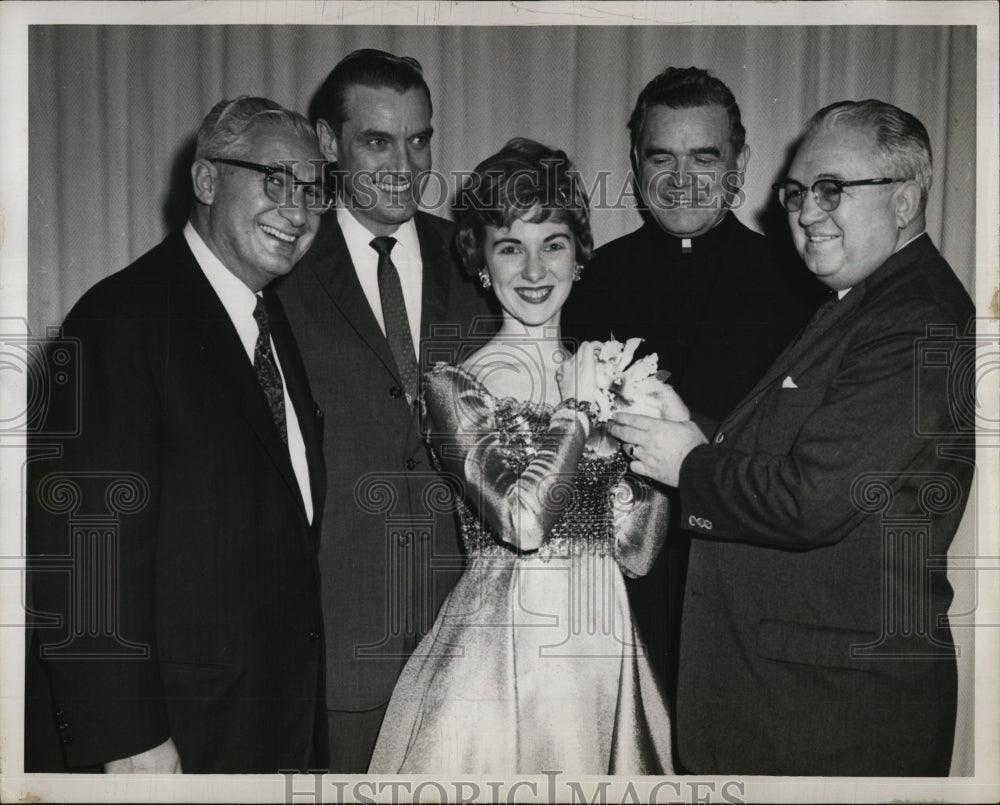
[29,25,976,331]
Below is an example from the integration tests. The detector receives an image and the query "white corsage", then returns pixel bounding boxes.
[592,337,673,422]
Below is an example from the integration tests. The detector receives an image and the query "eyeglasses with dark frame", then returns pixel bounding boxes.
[208,157,333,212]
[773,177,907,213]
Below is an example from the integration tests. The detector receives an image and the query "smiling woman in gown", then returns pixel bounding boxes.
[367,138,675,775]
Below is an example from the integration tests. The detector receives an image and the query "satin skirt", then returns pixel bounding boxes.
[368,551,674,775]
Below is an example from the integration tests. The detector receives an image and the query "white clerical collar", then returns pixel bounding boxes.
[184,221,259,360]
[336,204,420,260]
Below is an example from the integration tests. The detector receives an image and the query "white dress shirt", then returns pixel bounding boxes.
[337,205,423,350]
[183,222,313,523]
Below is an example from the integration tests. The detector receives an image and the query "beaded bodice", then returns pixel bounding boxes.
[423,363,668,576]
[451,395,629,561]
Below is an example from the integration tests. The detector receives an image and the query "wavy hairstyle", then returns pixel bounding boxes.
[806,99,933,214]
[195,96,315,160]
[454,138,592,276]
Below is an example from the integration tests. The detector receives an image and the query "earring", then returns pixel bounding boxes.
[478,269,492,289]
[573,263,584,282]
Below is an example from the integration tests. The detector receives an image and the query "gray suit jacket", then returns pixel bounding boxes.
[275,210,497,712]
[675,235,975,775]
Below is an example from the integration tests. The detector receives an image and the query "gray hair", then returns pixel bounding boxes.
[806,99,932,213]
[195,96,316,160]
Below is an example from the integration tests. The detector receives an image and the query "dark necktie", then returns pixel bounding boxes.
[371,236,419,405]
[252,295,288,444]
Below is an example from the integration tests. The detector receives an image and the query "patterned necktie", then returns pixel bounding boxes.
[252,295,288,444]
[371,236,419,405]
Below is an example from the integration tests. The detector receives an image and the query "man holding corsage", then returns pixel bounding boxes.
[609,100,974,775]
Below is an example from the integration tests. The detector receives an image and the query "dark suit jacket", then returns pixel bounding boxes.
[274,211,496,714]
[27,231,327,773]
[676,235,975,775]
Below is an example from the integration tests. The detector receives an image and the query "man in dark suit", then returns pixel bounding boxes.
[561,67,822,716]
[611,100,975,775]
[274,50,495,771]
[27,97,329,773]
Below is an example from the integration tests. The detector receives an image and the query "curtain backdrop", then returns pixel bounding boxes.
[29,25,976,332]
[27,23,979,775]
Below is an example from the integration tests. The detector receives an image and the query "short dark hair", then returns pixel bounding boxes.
[309,48,432,134]
[454,138,592,276]
[627,66,746,157]
[806,99,933,214]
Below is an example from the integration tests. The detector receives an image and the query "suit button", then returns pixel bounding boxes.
[715,431,725,444]
[405,458,417,470]
[57,721,70,731]
[60,735,74,745]
[54,708,65,718]
[389,386,403,399]
[314,404,324,419]
[308,630,320,641]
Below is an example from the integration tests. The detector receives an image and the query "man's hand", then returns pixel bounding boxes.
[609,412,708,487]
[653,383,690,422]
[104,737,182,774]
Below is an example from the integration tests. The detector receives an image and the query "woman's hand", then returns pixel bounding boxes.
[556,341,600,404]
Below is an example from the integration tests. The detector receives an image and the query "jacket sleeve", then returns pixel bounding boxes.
[422,367,591,552]
[28,287,170,768]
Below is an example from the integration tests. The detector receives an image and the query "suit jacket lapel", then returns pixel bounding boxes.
[309,211,453,383]
[168,234,306,517]
[416,212,450,349]
[265,288,326,531]
[303,212,453,401]
[722,236,935,428]
[720,288,863,432]
[307,213,401,381]
[759,292,853,387]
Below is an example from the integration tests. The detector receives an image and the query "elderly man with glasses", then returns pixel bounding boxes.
[27,97,330,773]
[610,100,975,775]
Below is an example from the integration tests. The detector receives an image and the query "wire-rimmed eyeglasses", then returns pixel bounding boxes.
[209,158,332,212]
[773,178,906,213]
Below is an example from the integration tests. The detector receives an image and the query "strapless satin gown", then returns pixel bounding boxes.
[368,364,674,775]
